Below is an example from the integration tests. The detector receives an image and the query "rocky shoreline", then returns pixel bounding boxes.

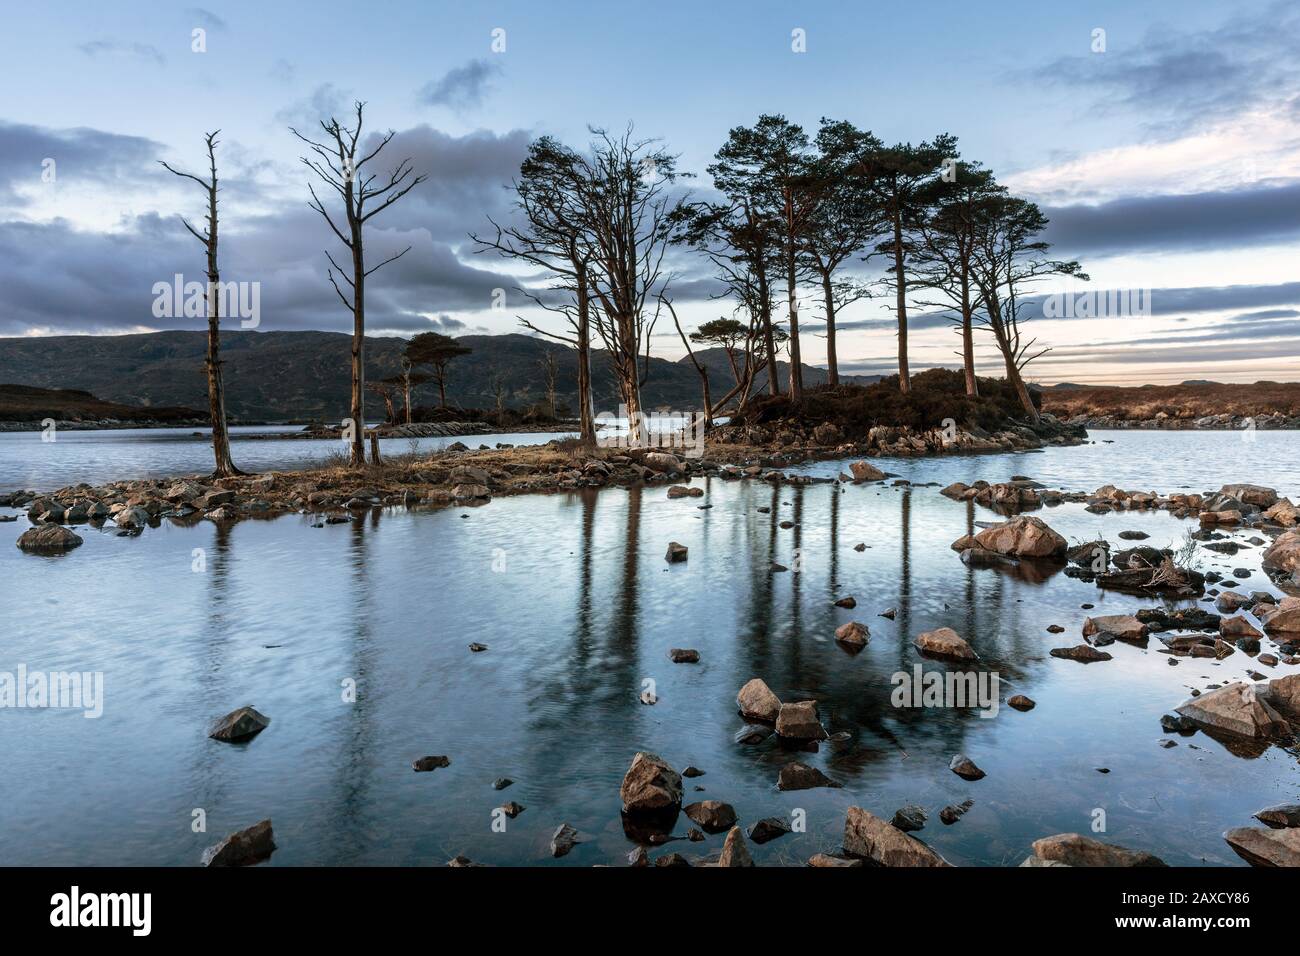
[1062,412,1300,430]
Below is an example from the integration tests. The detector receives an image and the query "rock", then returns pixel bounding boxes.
[208,706,270,743]
[1253,803,1300,829]
[1008,695,1036,711]
[833,595,857,608]
[664,541,688,563]
[913,626,976,661]
[550,823,580,858]
[940,800,974,825]
[201,820,276,867]
[1260,597,1300,636]
[1216,591,1253,613]
[15,524,83,553]
[450,483,490,500]
[114,505,150,530]
[195,490,236,509]
[842,807,951,867]
[668,647,700,663]
[205,506,238,523]
[849,460,885,482]
[620,752,683,814]
[834,621,869,648]
[413,755,451,772]
[1262,530,1300,577]
[1024,833,1166,867]
[468,642,488,652]
[733,723,772,745]
[447,855,483,867]
[746,817,792,844]
[1174,682,1290,739]
[1220,483,1278,508]
[682,766,705,778]
[717,826,754,866]
[1223,826,1300,867]
[1264,498,1299,526]
[775,700,827,740]
[1050,644,1113,663]
[684,800,736,833]
[737,678,781,722]
[1083,614,1148,644]
[892,806,927,832]
[1266,673,1300,717]
[949,754,986,781]
[808,853,863,867]
[666,485,703,499]
[498,801,525,818]
[777,761,840,791]
[940,482,970,500]
[492,778,513,790]
[1220,615,1262,641]
[969,515,1067,560]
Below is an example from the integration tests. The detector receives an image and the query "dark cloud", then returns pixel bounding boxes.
[417,60,501,111]
[0,121,162,206]
[1042,182,1300,257]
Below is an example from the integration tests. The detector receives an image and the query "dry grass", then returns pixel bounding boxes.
[1042,381,1300,420]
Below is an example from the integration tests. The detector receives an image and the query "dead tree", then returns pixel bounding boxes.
[291,102,428,467]
[660,294,712,426]
[159,131,242,478]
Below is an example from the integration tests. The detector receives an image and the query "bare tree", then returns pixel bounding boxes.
[291,101,428,466]
[538,351,560,418]
[660,294,712,426]
[159,131,242,478]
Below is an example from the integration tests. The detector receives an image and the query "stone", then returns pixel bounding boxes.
[550,823,579,858]
[1220,615,1262,641]
[413,755,451,772]
[737,678,781,722]
[683,800,736,833]
[1008,695,1036,711]
[775,700,827,740]
[1260,597,1300,636]
[834,621,869,648]
[667,485,703,499]
[1266,673,1300,717]
[746,817,792,844]
[1174,682,1290,739]
[668,648,700,663]
[969,515,1067,560]
[619,752,683,814]
[665,541,688,563]
[842,807,950,867]
[492,778,513,790]
[892,806,927,832]
[717,826,754,866]
[450,483,490,500]
[15,524,82,553]
[1083,614,1148,644]
[1024,833,1166,867]
[208,706,270,743]
[498,801,525,818]
[777,761,840,791]
[833,595,857,608]
[1219,484,1278,508]
[1216,591,1253,613]
[940,800,974,825]
[913,626,976,661]
[949,754,986,781]
[1262,530,1300,577]
[849,460,885,482]
[1253,803,1300,829]
[642,452,682,474]
[808,853,862,867]
[1222,826,1300,867]
[202,819,276,867]
[468,642,488,652]
[1050,644,1113,663]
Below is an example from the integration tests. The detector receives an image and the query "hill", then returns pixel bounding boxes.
[0,383,203,424]
[0,330,878,422]
[1040,381,1300,421]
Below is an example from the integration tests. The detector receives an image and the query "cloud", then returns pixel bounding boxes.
[78,40,166,66]
[0,120,163,210]
[186,7,227,31]
[417,60,501,111]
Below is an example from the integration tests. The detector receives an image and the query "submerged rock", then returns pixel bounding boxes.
[834,621,869,649]
[620,752,683,814]
[668,648,700,663]
[775,700,828,740]
[664,541,688,563]
[684,800,736,833]
[949,754,986,781]
[777,761,840,791]
[891,805,928,832]
[209,706,270,743]
[1174,682,1290,739]
[15,524,82,553]
[550,823,580,858]
[842,807,950,867]
[1023,833,1166,867]
[1008,695,1036,711]
[808,853,863,867]
[1050,644,1113,663]
[746,817,792,844]
[913,626,976,661]
[413,755,451,772]
[202,819,276,867]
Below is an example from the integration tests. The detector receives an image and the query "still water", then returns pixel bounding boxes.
[1,430,1298,866]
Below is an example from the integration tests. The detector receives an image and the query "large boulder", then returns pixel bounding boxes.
[969,516,1067,560]
[716,826,754,867]
[209,706,270,742]
[619,752,683,814]
[913,626,976,661]
[775,700,827,740]
[1260,597,1300,637]
[15,524,82,553]
[842,807,951,867]
[1023,833,1166,867]
[1222,827,1300,867]
[1083,615,1148,644]
[737,678,781,722]
[1220,484,1278,508]
[1265,673,1300,718]
[1175,682,1290,739]
[1264,498,1299,526]
[1262,530,1300,577]
[849,460,885,482]
[201,819,276,867]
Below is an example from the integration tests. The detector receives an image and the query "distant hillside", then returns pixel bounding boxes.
[1041,381,1300,421]
[0,384,202,423]
[0,330,878,422]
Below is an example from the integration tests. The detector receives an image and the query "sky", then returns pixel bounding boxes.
[1,0,1298,385]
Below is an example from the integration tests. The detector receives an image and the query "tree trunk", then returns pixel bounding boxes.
[891,202,911,395]
[347,179,367,468]
[821,270,838,386]
[784,191,803,399]
[202,147,239,479]
[959,260,977,397]
[758,271,778,397]
[576,268,595,447]
[402,368,413,424]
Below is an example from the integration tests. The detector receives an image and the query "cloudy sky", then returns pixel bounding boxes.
[2,0,1298,385]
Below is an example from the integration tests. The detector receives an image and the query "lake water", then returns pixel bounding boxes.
[1,429,1298,866]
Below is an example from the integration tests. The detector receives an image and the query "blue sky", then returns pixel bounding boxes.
[2,0,1298,384]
